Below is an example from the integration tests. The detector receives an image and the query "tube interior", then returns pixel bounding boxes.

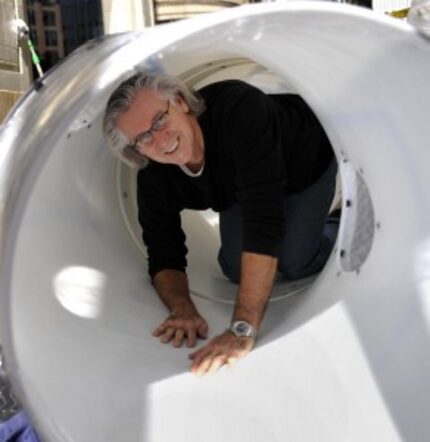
[3,4,430,441]
[118,58,337,304]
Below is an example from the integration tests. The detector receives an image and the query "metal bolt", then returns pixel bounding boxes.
[34,79,44,91]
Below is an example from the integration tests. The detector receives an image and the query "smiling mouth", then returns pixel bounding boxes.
[163,138,179,155]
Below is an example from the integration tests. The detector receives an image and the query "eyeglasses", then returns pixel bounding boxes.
[131,100,170,149]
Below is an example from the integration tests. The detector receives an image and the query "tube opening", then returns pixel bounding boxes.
[116,57,345,303]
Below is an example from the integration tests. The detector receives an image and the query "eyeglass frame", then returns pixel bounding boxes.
[129,100,171,151]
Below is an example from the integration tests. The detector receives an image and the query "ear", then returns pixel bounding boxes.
[176,94,189,113]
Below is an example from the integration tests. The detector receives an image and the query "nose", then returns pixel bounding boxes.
[153,128,173,150]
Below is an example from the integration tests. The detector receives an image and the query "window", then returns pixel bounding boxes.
[27,9,36,25]
[43,11,56,26]
[45,30,58,47]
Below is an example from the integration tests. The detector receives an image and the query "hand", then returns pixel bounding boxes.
[153,307,208,348]
[189,330,255,376]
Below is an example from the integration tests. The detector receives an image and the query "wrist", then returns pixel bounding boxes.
[171,299,198,317]
[232,307,260,331]
[229,320,258,339]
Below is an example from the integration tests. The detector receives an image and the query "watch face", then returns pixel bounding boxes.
[231,321,255,337]
[236,322,248,334]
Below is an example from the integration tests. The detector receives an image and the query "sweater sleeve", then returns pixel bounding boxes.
[229,86,286,256]
[137,168,188,278]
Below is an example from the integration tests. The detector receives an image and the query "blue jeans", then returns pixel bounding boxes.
[218,160,338,283]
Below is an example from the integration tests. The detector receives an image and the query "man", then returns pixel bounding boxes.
[103,72,338,376]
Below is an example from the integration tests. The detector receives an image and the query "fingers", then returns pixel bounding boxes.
[187,328,197,348]
[189,343,230,376]
[190,350,230,376]
[161,327,175,344]
[152,323,167,337]
[190,348,214,376]
[207,355,227,374]
[172,329,184,347]
[197,322,208,339]
[152,317,208,348]
[226,357,237,369]
[189,333,254,376]
[155,323,253,375]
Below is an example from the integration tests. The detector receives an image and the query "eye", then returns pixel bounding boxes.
[153,112,168,130]
[136,132,153,146]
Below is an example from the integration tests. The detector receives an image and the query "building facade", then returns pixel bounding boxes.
[0,0,31,122]
[102,0,260,33]
[25,0,64,68]
[24,0,103,72]
[60,0,103,56]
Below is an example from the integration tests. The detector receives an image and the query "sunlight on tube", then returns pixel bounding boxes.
[53,266,106,319]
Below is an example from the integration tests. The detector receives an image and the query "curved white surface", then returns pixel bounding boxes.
[1,3,430,441]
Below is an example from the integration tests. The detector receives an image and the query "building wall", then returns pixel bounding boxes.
[24,0,104,73]
[102,0,257,34]
[155,0,253,23]
[101,0,150,32]
[25,0,64,69]
[61,0,104,56]
[0,0,30,123]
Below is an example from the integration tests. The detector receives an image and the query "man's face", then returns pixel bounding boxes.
[116,88,202,168]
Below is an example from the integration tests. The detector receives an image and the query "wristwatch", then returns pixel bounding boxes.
[229,320,257,339]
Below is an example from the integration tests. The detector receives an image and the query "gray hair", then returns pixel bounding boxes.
[102,72,205,168]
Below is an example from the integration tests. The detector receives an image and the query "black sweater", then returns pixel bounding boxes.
[137,80,334,277]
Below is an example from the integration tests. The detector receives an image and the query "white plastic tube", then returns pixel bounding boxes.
[1,3,430,441]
